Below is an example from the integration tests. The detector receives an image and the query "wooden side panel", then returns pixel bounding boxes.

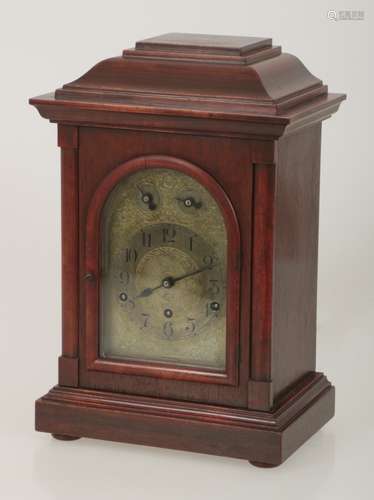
[58,125,79,386]
[272,125,322,398]
[251,164,276,381]
[247,140,276,411]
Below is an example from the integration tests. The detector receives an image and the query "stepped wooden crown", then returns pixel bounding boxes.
[30,33,345,137]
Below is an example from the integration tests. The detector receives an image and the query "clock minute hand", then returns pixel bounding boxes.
[172,263,216,284]
[136,264,215,299]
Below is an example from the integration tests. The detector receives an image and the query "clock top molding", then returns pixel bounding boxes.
[30,33,345,138]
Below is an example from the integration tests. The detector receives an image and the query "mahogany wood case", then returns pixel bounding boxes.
[30,33,345,467]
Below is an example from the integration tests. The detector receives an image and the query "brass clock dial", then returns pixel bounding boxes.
[100,168,228,370]
[116,223,224,341]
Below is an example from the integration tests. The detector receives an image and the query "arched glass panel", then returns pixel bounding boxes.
[100,168,227,370]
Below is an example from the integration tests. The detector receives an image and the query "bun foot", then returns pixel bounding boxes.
[249,460,279,468]
[52,433,81,441]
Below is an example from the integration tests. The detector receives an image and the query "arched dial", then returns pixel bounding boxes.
[115,223,225,342]
[100,167,228,370]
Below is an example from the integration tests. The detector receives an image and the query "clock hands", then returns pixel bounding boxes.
[135,263,215,299]
[135,282,164,299]
[171,263,215,284]
[137,185,157,210]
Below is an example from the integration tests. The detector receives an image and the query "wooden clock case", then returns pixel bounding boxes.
[30,33,345,467]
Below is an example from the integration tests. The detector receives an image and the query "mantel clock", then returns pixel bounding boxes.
[30,33,345,467]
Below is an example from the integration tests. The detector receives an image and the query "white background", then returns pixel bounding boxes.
[1,1,373,499]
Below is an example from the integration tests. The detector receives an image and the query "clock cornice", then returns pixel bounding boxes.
[30,33,345,139]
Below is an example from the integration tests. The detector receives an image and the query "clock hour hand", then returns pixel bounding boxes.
[135,276,175,298]
[135,283,163,299]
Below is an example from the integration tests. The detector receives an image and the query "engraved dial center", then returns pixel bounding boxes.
[114,222,225,343]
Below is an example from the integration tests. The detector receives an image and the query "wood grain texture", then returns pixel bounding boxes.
[247,380,273,410]
[55,35,326,115]
[36,372,334,467]
[134,33,272,55]
[78,128,251,407]
[54,54,325,115]
[58,125,80,387]
[251,163,276,384]
[271,124,322,397]
[58,356,78,387]
[29,33,345,122]
[124,33,279,66]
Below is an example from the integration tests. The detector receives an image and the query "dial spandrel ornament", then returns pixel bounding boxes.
[100,168,227,370]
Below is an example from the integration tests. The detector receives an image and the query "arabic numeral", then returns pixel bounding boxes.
[124,248,138,263]
[121,298,135,311]
[185,317,197,335]
[142,231,152,248]
[203,255,217,267]
[208,279,220,295]
[187,236,194,251]
[119,271,130,286]
[162,226,176,243]
[163,321,174,339]
[141,313,150,329]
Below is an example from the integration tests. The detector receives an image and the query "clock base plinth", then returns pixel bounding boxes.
[36,372,334,467]
[52,433,81,441]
